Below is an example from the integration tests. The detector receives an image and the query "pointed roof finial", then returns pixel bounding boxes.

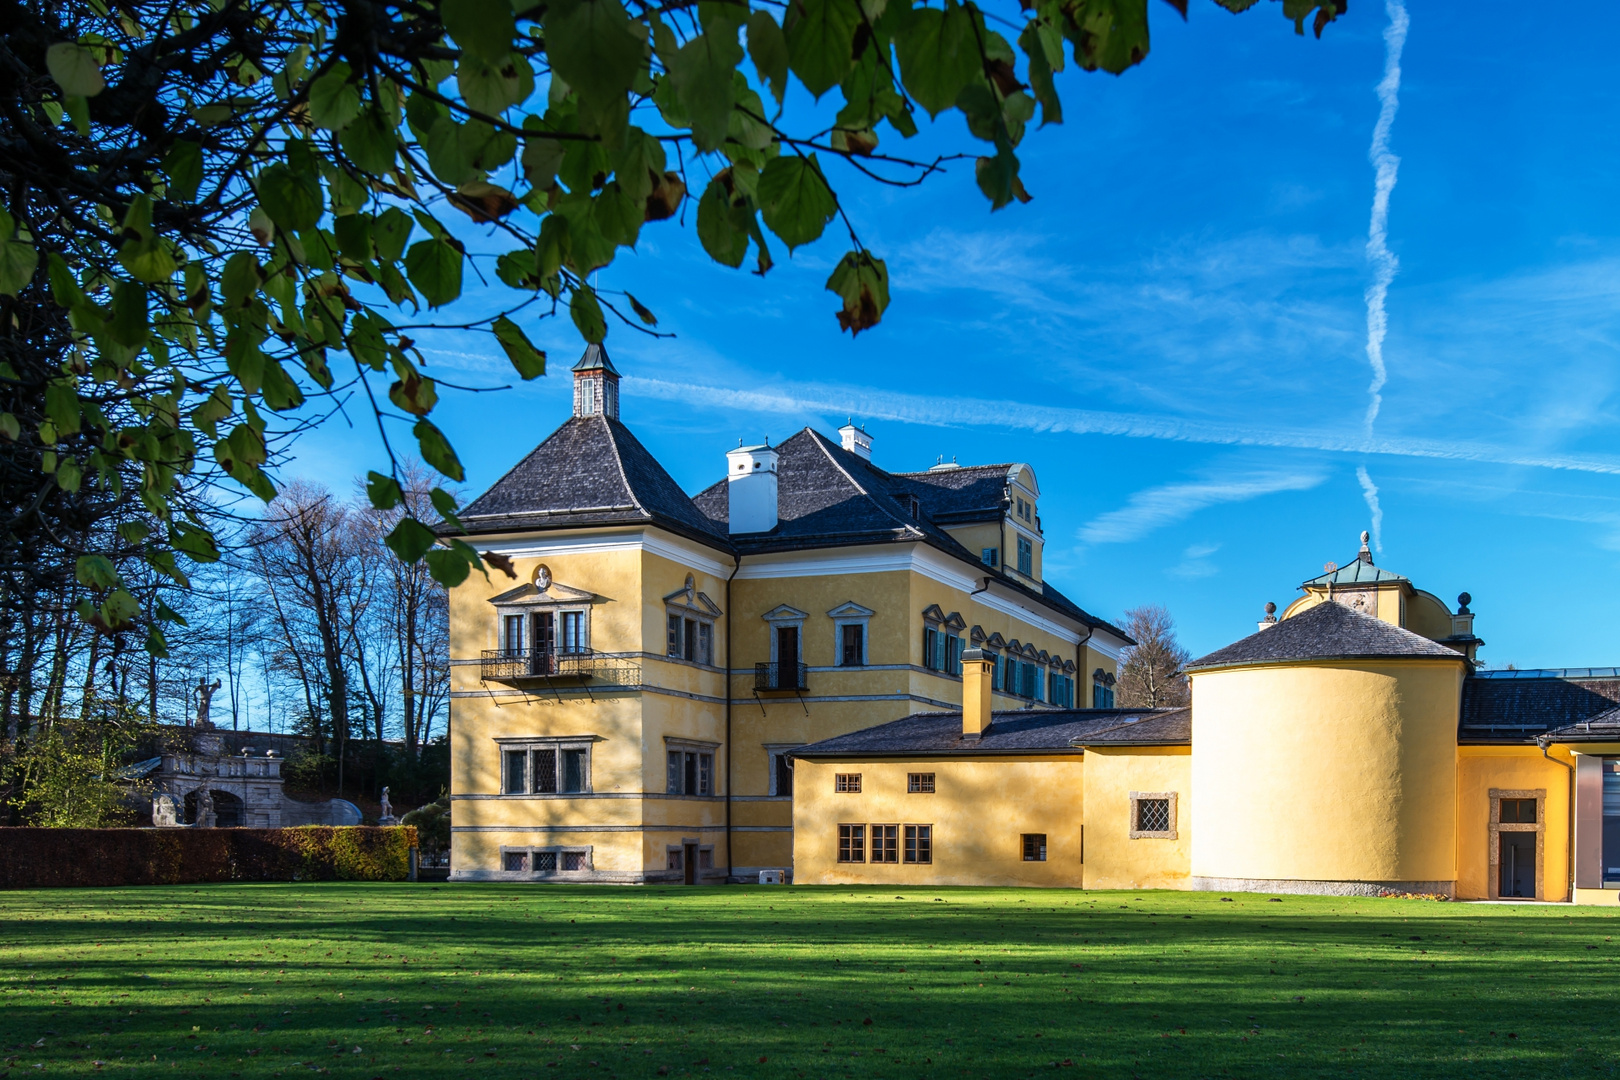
[1358,530,1373,564]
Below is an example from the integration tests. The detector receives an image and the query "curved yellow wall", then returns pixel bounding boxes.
[1189,659,1464,887]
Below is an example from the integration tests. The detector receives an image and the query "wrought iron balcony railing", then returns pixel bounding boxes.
[755,661,809,692]
[480,648,640,688]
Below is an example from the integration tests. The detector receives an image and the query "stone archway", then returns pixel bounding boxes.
[182,789,244,827]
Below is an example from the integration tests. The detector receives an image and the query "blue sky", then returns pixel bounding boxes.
[290,1,1620,667]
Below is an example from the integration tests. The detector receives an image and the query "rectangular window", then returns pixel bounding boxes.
[683,618,697,661]
[561,610,585,651]
[698,753,713,795]
[534,851,558,872]
[904,825,932,864]
[836,773,862,793]
[1023,833,1047,862]
[908,773,935,793]
[1017,536,1033,576]
[922,626,939,670]
[871,825,899,864]
[840,624,864,667]
[503,850,529,872]
[561,748,587,793]
[773,753,794,796]
[666,614,682,657]
[981,547,999,568]
[1501,798,1537,824]
[503,750,527,794]
[667,848,684,871]
[990,653,1001,691]
[667,751,682,794]
[562,851,586,871]
[698,622,713,665]
[945,634,962,676]
[1136,798,1171,833]
[699,848,713,870]
[504,614,525,654]
[530,748,557,793]
[838,824,866,863]
[1033,666,1045,703]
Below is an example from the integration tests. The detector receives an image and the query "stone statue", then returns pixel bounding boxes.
[152,793,180,827]
[194,678,222,729]
[196,787,216,828]
[378,786,397,825]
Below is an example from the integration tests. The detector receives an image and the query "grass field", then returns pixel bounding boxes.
[1,884,1617,1079]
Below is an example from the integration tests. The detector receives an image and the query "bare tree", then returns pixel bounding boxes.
[1116,605,1192,709]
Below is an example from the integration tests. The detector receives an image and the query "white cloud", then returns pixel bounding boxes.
[1079,471,1327,546]
[1167,543,1223,580]
[1362,0,1410,435]
[1357,466,1385,553]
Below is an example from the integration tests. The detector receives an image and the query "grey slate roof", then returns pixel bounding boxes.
[572,344,618,373]
[889,464,1016,525]
[790,707,1190,757]
[1186,600,1465,672]
[1459,672,1620,744]
[455,416,731,549]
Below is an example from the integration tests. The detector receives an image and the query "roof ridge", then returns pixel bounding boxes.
[805,429,923,537]
[600,416,650,521]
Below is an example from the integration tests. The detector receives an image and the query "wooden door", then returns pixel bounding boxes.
[775,626,798,688]
[532,612,555,673]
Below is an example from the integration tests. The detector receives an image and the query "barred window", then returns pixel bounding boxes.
[904,825,932,864]
[872,825,899,864]
[1137,799,1170,833]
[534,851,558,872]
[836,773,862,793]
[908,773,935,793]
[1022,833,1047,862]
[562,851,586,871]
[533,749,558,793]
[503,851,529,872]
[838,824,866,863]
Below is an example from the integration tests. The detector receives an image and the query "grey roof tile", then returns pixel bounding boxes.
[790,706,1189,757]
[1186,600,1465,672]
[1459,674,1620,743]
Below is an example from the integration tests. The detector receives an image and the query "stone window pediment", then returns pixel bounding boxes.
[827,601,875,620]
[488,578,596,609]
[762,604,809,623]
[986,631,1007,650]
[664,574,722,618]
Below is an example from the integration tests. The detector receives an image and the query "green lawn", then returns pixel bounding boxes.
[1,884,1617,1078]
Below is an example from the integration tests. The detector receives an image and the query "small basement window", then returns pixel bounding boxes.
[1022,833,1047,862]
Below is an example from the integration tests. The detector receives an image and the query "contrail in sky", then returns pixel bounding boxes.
[1359,0,1409,552]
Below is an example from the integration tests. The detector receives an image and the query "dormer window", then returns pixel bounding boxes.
[981,547,999,568]
[903,494,921,519]
[1017,536,1033,576]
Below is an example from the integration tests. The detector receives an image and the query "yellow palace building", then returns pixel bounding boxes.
[443,349,1129,883]
[795,532,1620,903]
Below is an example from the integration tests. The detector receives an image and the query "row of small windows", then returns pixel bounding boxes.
[980,537,1034,576]
[502,746,590,794]
[502,611,586,653]
[836,773,934,793]
[1092,668,1117,708]
[667,749,715,796]
[921,627,1078,705]
[503,848,589,873]
[837,824,931,864]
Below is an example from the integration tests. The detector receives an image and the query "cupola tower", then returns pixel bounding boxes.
[572,344,620,419]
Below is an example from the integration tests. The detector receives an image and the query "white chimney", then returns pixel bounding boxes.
[726,442,779,534]
[838,422,872,461]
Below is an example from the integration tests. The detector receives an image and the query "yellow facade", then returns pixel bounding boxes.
[1189,659,1465,890]
[1080,747,1192,891]
[791,756,1083,886]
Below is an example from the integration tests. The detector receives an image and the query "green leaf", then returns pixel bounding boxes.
[162,141,204,201]
[384,517,438,563]
[758,155,837,250]
[108,279,149,347]
[552,195,618,275]
[569,283,606,343]
[373,207,414,262]
[544,0,644,106]
[492,315,547,379]
[975,144,1031,209]
[784,0,860,99]
[442,0,516,62]
[425,545,475,587]
[747,10,791,106]
[403,238,464,307]
[696,171,753,268]
[340,107,398,173]
[44,379,81,435]
[627,293,658,325]
[457,52,535,116]
[593,181,643,248]
[221,252,263,307]
[670,30,745,152]
[0,413,19,442]
[0,213,38,297]
[190,386,233,438]
[413,419,465,482]
[46,42,105,98]
[75,554,120,590]
[1069,0,1151,74]
[333,213,373,261]
[99,589,141,632]
[389,371,438,416]
[307,63,363,129]
[429,486,462,525]
[895,2,981,117]
[367,471,404,510]
[170,522,221,562]
[258,164,323,233]
[1020,19,1064,126]
[824,249,889,335]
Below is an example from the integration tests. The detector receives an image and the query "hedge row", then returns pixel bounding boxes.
[0,827,417,888]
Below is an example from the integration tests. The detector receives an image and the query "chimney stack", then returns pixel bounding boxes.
[960,647,994,742]
[726,441,779,534]
[838,421,872,461]
[1257,601,1278,631]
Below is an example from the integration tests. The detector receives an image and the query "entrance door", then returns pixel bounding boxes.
[1500,832,1536,898]
[683,843,699,885]
[532,612,555,674]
